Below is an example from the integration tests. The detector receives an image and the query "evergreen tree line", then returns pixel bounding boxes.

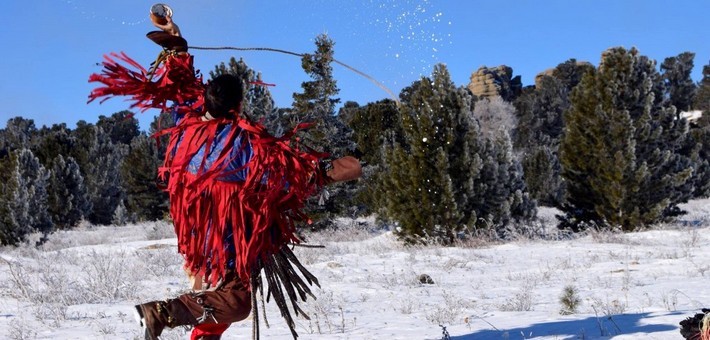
[0,36,708,246]
[0,113,169,245]
[346,47,709,242]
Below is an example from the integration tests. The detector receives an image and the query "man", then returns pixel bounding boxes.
[89,11,361,340]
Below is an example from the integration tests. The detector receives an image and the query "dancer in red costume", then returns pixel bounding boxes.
[88,10,361,340]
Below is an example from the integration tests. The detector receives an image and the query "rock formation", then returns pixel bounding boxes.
[468,65,522,102]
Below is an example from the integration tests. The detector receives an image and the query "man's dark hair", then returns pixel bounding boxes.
[204,74,244,118]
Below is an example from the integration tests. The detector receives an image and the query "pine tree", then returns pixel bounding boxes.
[471,97,537,227]
[684,127,710,198]
[0,149,52,244]
[112,200,129,225]
[514,76,568,149]
[96,110,141,145]
[551,59,595,92]
[289,34,357,225]
[514,75,570,206]
[120,133,168,221]
[694,61,710,126]
[380,64,535,243]
[661,52,697,114]
[627,52,694,217]
[689,61,710,197]
[292,33,354,156]
[472,131,536,230]
[0,153,23,245]
[522,145,564,206]
[560,47,694,231]
[514,60,593,207]
[48,155,90,229]
[381,65,466,242]
[16,148,52,235]
[0,117,37,153]
[32,123,76,167]
[71,120,98,178]
[149,110,176,161]
[340,100,401,214]
[82,125,127,225]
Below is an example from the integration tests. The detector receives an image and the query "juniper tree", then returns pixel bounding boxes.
[560,47,694,231]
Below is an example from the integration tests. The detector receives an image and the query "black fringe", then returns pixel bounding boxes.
[249,245,320,339]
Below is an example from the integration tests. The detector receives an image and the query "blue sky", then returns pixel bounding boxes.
[0,0,708,131]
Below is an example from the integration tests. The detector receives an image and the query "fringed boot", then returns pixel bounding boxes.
[134,299,198,340]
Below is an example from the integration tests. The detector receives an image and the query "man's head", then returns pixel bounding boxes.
[204,74,244,118]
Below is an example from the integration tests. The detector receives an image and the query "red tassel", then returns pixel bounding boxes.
[88,52,204,112]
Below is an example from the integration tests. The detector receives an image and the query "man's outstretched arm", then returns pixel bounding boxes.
[325,156,363,183]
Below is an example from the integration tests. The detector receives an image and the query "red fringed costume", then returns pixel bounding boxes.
[89,50,328,338]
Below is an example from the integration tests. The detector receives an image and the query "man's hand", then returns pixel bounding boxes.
[326,156,362,183]
[152,13,181,37]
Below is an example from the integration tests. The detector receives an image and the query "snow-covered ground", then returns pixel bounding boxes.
[1,199,709,340]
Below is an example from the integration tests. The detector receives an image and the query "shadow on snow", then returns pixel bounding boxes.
[452,312,682,339]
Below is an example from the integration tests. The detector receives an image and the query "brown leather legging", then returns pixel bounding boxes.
[178,278,251,325]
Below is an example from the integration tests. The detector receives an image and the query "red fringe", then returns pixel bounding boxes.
[88,52,204,113]
[162,116,328,286]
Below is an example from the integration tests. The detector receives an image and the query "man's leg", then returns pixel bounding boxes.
[135,279,251,340]
[177,278,251,324]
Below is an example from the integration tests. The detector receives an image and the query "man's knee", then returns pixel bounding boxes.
[220,284,251,323]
